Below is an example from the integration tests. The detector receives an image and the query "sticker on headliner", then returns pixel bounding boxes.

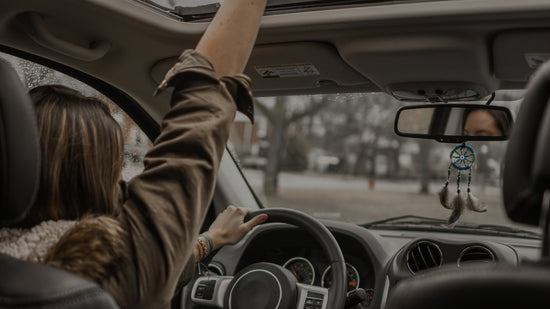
[255,63,320,78]
[525,53,550,69]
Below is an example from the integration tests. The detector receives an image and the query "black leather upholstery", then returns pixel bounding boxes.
[0,59,119,308]
[0,59,40,226]
[503,60,550,226]
[386,264,550,309]
[0,254,118,308]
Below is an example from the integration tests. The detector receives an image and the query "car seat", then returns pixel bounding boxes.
[0,59,119,308]
[384,60,550,309]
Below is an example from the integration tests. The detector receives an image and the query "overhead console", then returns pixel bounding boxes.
[337,34,496,102]
[493,29,550,83]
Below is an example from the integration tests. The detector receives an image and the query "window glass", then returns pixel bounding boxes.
[227,92,537,234]
[0,52,152,181]
[138,0,446,22]
[145,0,442,11]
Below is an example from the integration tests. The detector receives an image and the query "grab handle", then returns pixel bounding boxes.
[19,12,110,62]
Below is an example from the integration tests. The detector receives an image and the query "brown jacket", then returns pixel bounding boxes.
[107,50,253,308]
[52,50,253,309]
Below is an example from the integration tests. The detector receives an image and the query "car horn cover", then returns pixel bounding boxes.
[224,262,297,309]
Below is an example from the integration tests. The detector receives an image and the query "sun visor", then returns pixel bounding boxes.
[337,34,495,101]
[493,30,550,82]
[244,42,371,94]
[151,42,371,96]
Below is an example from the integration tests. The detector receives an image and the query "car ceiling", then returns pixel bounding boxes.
[1,0,550,123]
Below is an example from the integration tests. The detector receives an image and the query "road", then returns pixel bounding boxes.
[121,163,534,232]
[241,169,533,231]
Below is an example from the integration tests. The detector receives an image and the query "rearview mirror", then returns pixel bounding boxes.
[394,104,513,143]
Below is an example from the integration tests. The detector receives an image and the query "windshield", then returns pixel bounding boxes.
[228,91,539,236]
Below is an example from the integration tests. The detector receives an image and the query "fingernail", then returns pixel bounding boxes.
[260,214,268,221]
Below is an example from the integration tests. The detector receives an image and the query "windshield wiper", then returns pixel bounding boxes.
[362,215,541,239]
[363,215,444,227]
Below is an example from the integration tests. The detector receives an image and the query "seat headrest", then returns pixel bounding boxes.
[0,59,40,226]
[503,60,550,226]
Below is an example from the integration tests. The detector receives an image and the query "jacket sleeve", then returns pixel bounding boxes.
[105,49,253,308]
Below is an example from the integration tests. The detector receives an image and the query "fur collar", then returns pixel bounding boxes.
[0,220,77,262]
[0,216,126,284]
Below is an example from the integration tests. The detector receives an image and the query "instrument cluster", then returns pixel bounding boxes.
[282,256,361,291]
[234,227,376,306]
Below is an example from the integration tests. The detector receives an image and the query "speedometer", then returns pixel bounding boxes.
[283,257,315,285]
[321,263,360,291]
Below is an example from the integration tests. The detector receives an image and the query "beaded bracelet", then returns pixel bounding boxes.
[200,233,213,252]
[196,239,204,261]
[196,237,209,260]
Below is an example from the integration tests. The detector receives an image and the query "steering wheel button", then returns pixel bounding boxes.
[304,296,324,309]
[195,287,205,295]
[203,288,214,299]
[194,283,215,300]
[307,291,324,298]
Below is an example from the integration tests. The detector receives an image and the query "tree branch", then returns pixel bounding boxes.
[254,99,276,124]
[286,97,326,124]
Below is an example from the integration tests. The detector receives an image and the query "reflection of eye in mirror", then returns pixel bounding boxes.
[394,104,513,143]
[463,109,510,137]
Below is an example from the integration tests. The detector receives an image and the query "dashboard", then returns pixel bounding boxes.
[233,228,375,294]
[188,220,541,309]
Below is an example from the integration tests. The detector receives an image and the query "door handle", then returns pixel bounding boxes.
[18,12,110,62]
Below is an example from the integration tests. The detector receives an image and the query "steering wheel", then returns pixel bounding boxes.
[190,208,347,309]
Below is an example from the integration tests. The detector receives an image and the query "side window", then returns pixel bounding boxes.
[0,52,152,181]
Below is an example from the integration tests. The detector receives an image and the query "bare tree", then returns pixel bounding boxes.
[418,139,433,194]
[315,93,401,178]
[256,96,326,196]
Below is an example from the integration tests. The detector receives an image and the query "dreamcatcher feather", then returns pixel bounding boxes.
[439,144,485,227]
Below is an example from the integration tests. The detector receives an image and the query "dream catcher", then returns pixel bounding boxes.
[439,144,486,227]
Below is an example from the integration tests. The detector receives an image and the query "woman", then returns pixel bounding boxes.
[463,108,511,137]
[0,0,268,308]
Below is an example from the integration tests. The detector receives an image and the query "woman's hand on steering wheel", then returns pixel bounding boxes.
[204,205,268,250]
[191,208,347,309]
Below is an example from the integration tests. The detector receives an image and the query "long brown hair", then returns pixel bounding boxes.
[17,85,124,228]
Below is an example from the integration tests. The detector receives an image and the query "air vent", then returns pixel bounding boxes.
[406,241,443,274]
[207,262,225,276]
[458,246,495,266]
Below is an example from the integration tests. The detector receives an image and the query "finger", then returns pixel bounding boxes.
[238,207,251,215]
[243,214,268,231]
[235,207,247,215]
[236,208,251,219]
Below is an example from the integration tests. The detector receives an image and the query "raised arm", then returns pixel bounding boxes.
[107,1,267,308]
[196,0,267,77]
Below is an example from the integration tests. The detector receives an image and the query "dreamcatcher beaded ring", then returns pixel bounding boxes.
[439,144,486,227]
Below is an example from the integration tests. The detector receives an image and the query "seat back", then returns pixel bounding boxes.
[0,58,40,226]
[386,264,550,309]
[0,59,119,308]
[502,60,550,226]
